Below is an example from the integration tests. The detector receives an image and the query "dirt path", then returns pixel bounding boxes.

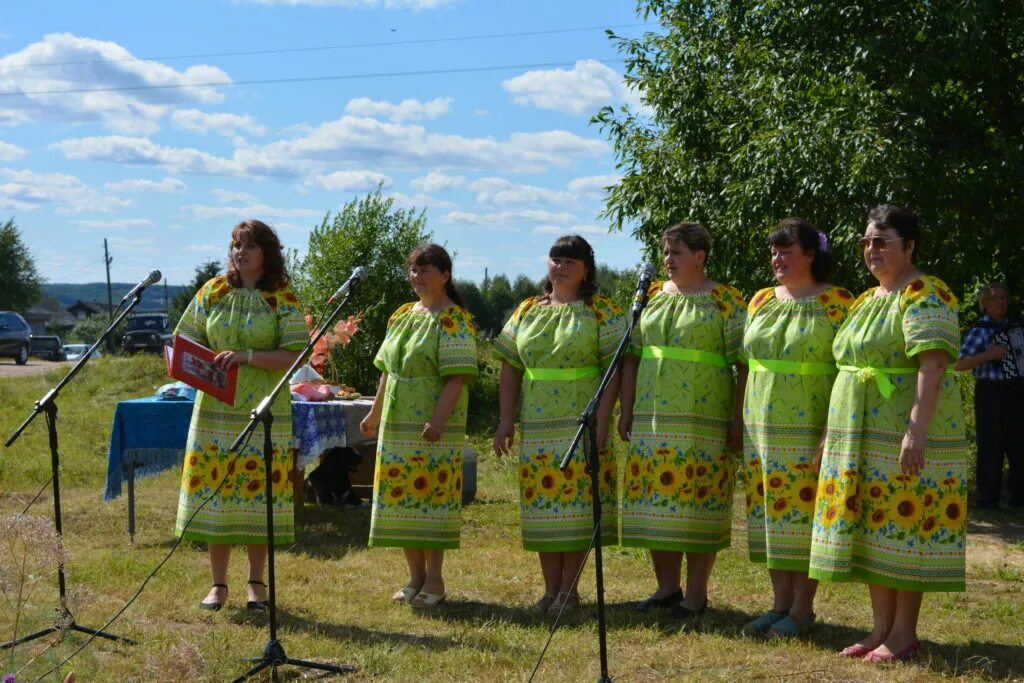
[0,359,73,378]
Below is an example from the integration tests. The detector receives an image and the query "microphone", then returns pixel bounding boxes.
[328,266,368,304]
[121,270,162,302]
[631,262,655,313]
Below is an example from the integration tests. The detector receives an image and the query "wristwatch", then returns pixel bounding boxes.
[246,349,254,364]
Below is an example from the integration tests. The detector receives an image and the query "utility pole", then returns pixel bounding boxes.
[163,277,169,315]
[104,239,114,352]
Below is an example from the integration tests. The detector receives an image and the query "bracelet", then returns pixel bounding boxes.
[246,349,254,364]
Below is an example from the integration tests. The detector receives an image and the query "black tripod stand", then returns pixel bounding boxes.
[3,300,142,651]
[558,272,652,683]
[228,279,363,682]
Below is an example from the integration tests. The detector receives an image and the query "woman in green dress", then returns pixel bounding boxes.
[493,235,626,616]
[618,222,747,619]
[360,244,477,608]
[809,205,967,663]
[741,218,853,637]
[176,219,308,611]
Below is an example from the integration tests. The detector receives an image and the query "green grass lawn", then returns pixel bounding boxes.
[1,356,1022,681]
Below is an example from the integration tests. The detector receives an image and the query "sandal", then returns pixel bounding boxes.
[742,610,787,636]
[246,580,269,612]
[767,613,816,638]
[669,598,707,620]
[410,591,446,609]
[530,593,557,614]
[199,583,227,611]
[547,591,580,616]
[392,585,420,605]
[839,643,872,658]
[636,588,684,614]
[863,640,921,664]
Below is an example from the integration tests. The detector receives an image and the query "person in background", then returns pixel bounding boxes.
[955,282,1023,509]
[360,244,477,608]
[493,235,626,616]
[176,219,307,612]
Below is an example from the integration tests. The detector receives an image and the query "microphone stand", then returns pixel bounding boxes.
[2,298,141,651]
[558,286,650,683]
[228,289,360,682]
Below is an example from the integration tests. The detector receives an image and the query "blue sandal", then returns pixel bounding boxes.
[742,610,787,635]
[767,613,816,638]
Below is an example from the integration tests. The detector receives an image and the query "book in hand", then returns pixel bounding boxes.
[165,334,238,406]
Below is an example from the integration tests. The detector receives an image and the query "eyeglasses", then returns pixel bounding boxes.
[858,237,903,250]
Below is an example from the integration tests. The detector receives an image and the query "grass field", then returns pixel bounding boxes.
[0,356,1022,682]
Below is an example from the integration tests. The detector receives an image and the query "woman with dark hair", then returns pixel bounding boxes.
[360,243,477,608]
[493,235,625,615]
[740,218,853,637]
[809,205,967,662]
[618,222,747,619]
[175,219,308,611]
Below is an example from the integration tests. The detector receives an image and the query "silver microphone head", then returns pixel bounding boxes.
[147,269,162,285]
[641,262,655,281]
[351,266,368,283]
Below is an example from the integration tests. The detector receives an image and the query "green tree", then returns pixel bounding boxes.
[0,219,43,311]
[293,190,430,393]
[597,1,1024,299]
[67,314,122,346]
[169,259,222,327]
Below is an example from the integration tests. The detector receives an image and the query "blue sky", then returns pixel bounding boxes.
[1,0,652,287]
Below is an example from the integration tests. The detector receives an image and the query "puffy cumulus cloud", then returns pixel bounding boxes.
[211,188,258,204]
[237,0,454,7]
[0,168,130,213]
[171,109,266,139]
[0,33,230,133]
[183,202,322,221]
[311,170,391,191]
[387,191,458,211]
[0,140,28,161]
[567,174,619,196]
[343,97,452,122]
[410,172,465,193]
[105,177,187,193]
[503,59,648,118]
[467,176,575,207]
[440,208,577,230]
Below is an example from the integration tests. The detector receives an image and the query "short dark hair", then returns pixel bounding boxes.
[867,204,921,263]
[661,222,712,258]
[543,234,598,302]
[227,219,290,291]
[407,243,465,308]
[767,217,832,283]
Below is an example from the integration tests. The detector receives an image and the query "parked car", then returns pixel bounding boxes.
[30,335,66,361]
[63,344,103,361]
[0,311,31,365]
[122,313,173,354]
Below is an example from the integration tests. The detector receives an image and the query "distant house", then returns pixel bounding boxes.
[24,296,78,335]
[67,300,112,321]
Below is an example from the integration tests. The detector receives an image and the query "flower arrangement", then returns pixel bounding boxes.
[304,314,361,380]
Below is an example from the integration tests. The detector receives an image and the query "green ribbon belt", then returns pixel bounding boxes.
[748,358,838,375]
[641,345,728,367]
[838,364,918,399]
[524,366,600,381]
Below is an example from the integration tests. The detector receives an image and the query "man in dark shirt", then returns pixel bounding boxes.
[956,283,1023,509]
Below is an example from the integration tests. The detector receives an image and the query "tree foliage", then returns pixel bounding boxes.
[169,259,223,328]
[0,219,43,311]
[293,190,430,393]
[597,1,1024,300]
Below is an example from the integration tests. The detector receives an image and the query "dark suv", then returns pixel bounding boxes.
[0,311,31,365]
[122,313,173,353]
[31,335,66,361]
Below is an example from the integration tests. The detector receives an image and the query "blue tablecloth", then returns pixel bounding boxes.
[104,396,374,500]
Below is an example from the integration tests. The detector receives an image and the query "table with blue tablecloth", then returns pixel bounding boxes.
[105,395,375,540]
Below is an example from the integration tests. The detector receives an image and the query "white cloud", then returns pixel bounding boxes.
[441,208,577,230]
[312,170,391,191]
[236,0,455,8]
[70,218,154,229]
[0,140,28,161]
[533,223,606,236]
[211,188,259,204]
[409,172,465,193]
[468,176,575,207]
[0,169,130,213]
[105,177,187,193]
[567,174,619,196]
[503,59,644,117]
[0,33,230,133]
[183,202,322,220]
[387,191,458,211]
[186,243,222,252]
[343,97,452,122]
[171,109,266,139]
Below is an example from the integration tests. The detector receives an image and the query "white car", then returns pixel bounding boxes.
[63,344,103,361]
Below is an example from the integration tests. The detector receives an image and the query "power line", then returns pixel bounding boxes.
[0,57,628,98]
[0,23,654,71]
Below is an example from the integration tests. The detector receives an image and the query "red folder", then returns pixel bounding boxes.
[165,334,238,406]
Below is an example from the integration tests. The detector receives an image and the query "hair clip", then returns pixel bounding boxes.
[817,231,829,253]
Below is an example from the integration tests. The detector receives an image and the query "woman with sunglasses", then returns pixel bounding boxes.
[360,244,478,608]
[808,205,967,663]
[617,222,747,620]
[740,218,853,638]
[493,234,626,616]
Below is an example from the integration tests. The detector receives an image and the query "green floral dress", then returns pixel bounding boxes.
[621,282,746,553]
[369,304,477,549]
[742,286,853,570]
[174,276,307,544]
[808,275,967,591]
[494,295,626,552]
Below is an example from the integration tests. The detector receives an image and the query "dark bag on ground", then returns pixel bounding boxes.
[304,447,363,506]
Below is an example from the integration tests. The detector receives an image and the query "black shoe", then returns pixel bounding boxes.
[199,583,227,611]
[247,580,269,612]
[669,598,708,619]
[636,588,684,613]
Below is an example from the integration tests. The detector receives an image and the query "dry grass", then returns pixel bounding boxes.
[0,356,1022,681]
